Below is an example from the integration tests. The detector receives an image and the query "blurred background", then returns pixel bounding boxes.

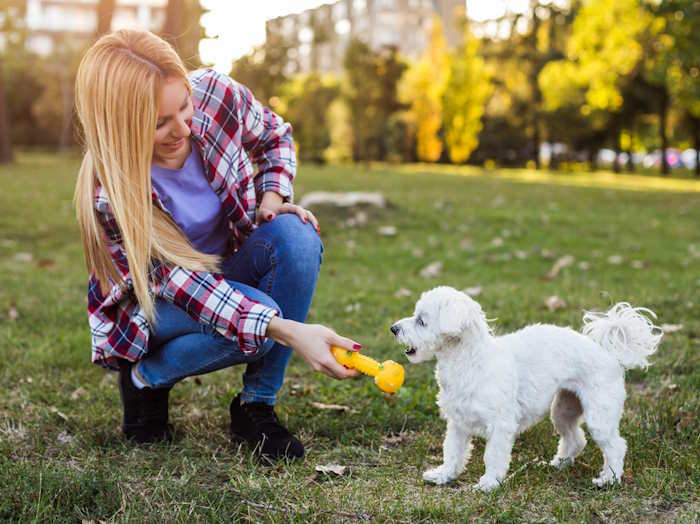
[0,0,697,175]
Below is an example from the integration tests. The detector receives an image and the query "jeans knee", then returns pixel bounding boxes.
[271,214,323,271]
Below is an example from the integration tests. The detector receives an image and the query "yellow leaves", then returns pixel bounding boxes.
[398,16,450,162]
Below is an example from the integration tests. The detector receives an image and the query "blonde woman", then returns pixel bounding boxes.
[74,30,359,459]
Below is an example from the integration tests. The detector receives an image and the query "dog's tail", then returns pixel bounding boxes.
[581,303,663,369]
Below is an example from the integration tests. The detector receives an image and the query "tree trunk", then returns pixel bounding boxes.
[59,61,73,152]
[163,0,185,52]
[0,56,13,164]
[613,131,621,173]
[95,0,116,37]
[588,148,597,171]
[659,89,669,176]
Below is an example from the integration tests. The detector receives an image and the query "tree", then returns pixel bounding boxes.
[0,55,12,164]
[95,0,115,37]
[343,40,407,161]
[398,16,449,162]
[0,0,27,163]
[277,74,339,163]
[442,23,492,163]
[230,35,292,105]
[162,0,206,69]
[650,0,700,175]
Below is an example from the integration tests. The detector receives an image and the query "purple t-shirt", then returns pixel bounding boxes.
[151,147,230,256]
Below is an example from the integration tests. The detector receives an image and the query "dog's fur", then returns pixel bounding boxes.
[391,286,662,491]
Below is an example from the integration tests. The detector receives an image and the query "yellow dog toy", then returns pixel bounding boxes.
[332,347,405,393]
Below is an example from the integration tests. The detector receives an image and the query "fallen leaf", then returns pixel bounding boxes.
[491,195,505,207]
[463,286,483,297]
[578,261,590,271]
[544,295,567,312]
[315,463,347,476]
[540,248,554,259]
[546,255,575,279]
[56,431,76,445]
[378,226,397,236]
[607,255,623,265]
[394,288,411,298]
[8,306,18,321]
[630,260,646,269]
[661,323,683,333]
[13,252,33,263]
[420,261,443,278]
[37,259,56,268]
[70,387,87,400]
[514,250,528,260]
[50,406,69,421]
[311,402,353,413]
[189,407,203,419]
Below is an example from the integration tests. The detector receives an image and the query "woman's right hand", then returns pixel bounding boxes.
[265,317,360,380]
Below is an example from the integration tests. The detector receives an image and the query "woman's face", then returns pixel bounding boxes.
[153,77,194,164]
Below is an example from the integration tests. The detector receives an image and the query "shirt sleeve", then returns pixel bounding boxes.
[232,78,297,203]
[94,206,278,354]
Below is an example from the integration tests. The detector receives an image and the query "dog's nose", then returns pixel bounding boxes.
[390,324,400,336]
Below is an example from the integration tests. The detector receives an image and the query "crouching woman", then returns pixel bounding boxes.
[73,29,358,459]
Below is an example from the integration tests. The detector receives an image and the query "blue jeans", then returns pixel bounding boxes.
[136,214,323,405]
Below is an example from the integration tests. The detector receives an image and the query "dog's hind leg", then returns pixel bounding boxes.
[423,420,472,485]
[550,389,586,470]
[579,380,627,486]
[474,427,517,492]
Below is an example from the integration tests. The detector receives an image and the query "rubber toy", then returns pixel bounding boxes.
[332,347,405,393]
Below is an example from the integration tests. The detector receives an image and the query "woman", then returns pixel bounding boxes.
[74,30,359,460]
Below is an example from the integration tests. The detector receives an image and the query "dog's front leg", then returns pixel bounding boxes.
[475,429,516,492]
[423,420,471,485]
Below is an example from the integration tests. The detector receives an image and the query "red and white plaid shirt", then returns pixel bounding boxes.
[87,68,296,369]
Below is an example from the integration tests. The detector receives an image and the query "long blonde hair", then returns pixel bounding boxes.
[74,30,220,325]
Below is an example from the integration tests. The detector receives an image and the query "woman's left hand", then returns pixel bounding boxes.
[257,192,320,233]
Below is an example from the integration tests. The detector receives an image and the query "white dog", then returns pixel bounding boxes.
[390,286,663,491]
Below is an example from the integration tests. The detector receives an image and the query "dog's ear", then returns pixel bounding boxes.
[438,294,477,336]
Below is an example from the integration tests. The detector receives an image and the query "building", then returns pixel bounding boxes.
[265,0,465,75]
[25,0,167,56]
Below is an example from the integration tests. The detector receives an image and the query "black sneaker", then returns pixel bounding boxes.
[229,393,305,461]
[118,361,173,443]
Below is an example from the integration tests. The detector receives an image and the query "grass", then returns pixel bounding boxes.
[0,152,698,523]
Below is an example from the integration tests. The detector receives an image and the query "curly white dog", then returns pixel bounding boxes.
[390,286,663,491]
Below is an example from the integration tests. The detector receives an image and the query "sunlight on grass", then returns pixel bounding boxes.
[388,162,700,193]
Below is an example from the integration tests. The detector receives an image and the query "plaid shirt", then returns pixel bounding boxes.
[87,68,296,369]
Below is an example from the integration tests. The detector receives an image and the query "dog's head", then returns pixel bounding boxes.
[390,286,489,363]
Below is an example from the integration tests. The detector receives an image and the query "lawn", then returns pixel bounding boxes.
[1,153,698,522]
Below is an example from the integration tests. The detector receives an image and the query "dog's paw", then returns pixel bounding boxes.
[592,471,620,487]
[473,475,501,492]
[423,467,456,485]
[550,456,574,470]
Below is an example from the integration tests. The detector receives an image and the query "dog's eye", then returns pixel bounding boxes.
[416,316,425,327]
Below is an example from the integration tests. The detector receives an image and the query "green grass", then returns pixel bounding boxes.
[1,153,698,522]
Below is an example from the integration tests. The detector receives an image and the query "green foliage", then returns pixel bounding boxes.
[343,40,407,161]
[442,27,492,163]
[278,74,339,163]
[230,35,292,105]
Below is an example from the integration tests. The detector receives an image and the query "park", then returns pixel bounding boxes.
[1,0,699,522]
